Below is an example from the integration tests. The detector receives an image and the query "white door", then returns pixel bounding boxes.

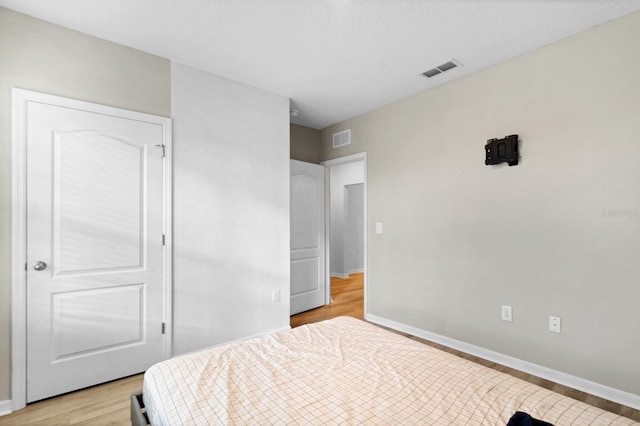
[22,92,169,402]
[290,160,326,315]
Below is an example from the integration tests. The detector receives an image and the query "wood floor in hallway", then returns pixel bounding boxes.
[290,272,364,328]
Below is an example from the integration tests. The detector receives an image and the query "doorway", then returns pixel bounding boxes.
[290,153,367,327]
[324,154,366,319]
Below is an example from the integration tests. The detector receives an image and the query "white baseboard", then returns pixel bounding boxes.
[0,400,11,416]
[222,326,292,346]
[251,326,292,339]
[331,271,363,278]
[176,326,292,357]
[331,273,349,279]
[366,313,640,411]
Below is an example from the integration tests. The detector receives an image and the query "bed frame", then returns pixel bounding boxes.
[131,392,150,426]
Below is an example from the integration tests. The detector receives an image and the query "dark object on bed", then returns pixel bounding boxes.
[508,411,554,426]
[485,134,519,166]
[131,392,150,426]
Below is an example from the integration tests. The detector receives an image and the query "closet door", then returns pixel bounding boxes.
[15,89,171,402]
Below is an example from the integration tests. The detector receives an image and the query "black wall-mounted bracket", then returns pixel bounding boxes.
[485,134,519,166]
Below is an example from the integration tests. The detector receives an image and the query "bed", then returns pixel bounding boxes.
[135,316,638,425]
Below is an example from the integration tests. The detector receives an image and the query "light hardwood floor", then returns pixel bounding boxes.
[2,272,637,424]
[290,272,364,328]
[0,374,143,426]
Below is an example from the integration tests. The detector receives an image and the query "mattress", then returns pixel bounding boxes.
[142,316,638,425]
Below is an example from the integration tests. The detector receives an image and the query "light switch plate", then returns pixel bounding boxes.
[501,305,512,322]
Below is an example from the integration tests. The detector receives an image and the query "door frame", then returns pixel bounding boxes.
[320,152,368,314]
[10,89,173,411]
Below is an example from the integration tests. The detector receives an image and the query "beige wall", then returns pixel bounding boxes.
[290,123,320,163]
[321,11,640,396]
[0,7,170,401]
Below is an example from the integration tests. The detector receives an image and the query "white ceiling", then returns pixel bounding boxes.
[2,1,640,129]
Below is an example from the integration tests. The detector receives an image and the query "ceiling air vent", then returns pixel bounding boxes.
[422,59,462,78]
[333,129,351,148]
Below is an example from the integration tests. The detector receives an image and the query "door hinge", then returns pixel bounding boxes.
[162,234,165,246]
[162,322,166,334]
[156,144,165,157]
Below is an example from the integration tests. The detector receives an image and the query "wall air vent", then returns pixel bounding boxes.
[333,129,351,148]
[422,59,462,78]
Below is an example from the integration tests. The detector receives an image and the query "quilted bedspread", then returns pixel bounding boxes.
[143,316,638,425]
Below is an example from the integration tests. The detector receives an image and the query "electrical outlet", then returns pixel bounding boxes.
[501,305,512,322]
[549,316,561,333]
[272,289,281,303]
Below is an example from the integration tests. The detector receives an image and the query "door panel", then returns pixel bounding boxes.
[25,98,167,402]
[290,160,325,315]
[291,258,320,295]
[51,284,145,360]
[291,174,320,249]
[52,131,144,274]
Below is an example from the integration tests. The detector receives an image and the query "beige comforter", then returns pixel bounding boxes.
[143,316,637,425]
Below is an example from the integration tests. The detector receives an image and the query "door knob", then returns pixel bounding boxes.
[33,261,47,271]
